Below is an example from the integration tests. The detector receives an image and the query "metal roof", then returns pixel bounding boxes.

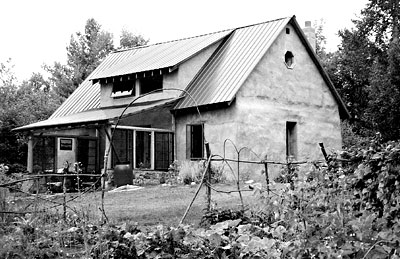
[88,30,233,80]
[49,78,100,119]
[174,17,291,109]
[15,98,178,131]
[29,15,349,132]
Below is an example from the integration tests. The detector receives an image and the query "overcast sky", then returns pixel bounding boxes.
[0,0,368,82]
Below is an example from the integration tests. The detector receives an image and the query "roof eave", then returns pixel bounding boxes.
[13,119,109,133]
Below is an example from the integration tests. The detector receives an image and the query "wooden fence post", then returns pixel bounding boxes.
[319,142,329,162]
[0,187,7,222]
[63,175,67,221]
[34,178,39,216]
[205,142,212,211]
[263,155,270,195]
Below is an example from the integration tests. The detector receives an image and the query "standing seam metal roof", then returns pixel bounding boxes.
[49,29,232,119]
[49,78,100,119]
[44,16,349,123]
[88,29,233,80]
[174,17,291,109]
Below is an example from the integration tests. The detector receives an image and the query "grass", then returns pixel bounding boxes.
[66,183,255,227]
[3,182,257,227]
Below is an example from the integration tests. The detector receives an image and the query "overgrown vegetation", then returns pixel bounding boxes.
[0,138,398,258]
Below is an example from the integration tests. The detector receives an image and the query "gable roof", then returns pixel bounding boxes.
[17,15,350,132]
[173,16,350,119]
[174,17,291,110]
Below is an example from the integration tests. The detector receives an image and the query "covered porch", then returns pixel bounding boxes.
[15,98,178,174]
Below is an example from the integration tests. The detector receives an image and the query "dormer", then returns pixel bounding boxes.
[110,74,163,98]
[96,68,175,107]
[88,29,233,108]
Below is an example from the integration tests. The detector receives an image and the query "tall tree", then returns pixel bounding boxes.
[323,0,400,140]
[358,0,400,139]
[46,18,114,99]
[46,19,149,99]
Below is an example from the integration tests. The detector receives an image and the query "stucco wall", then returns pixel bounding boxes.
[99,40,221,108]
[175,105,239,163]
[175,24,342,181]
[235,24,341,165]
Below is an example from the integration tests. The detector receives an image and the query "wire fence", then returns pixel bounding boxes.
[0,139,333,226]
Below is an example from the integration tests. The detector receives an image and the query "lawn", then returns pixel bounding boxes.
[67,183,255,227]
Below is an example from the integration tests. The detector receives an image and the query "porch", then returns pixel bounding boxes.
[109,125,174,171]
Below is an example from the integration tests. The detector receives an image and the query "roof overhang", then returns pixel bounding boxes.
[14,98,179,133]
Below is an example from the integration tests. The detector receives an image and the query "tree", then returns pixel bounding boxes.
[322,0,400,141]
[0,60,61,164]
[119,29,149,49]
[314,19,328,59]
[46,18,114,99]
[357,0,400,139]
[46,19,149,99]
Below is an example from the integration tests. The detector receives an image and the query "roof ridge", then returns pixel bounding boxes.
[112,27,234,54]
[112,16,292,54]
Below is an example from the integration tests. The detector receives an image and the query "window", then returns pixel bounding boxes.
[140,75,163,94]
[186,124,204,159]
[286,28,290,34]
[112,78,135,98]
[155,132,174,170]
[77,138,98,173]
[286,121,297,160]
[33,136,55,173]
[136,131,151,169]
[284,51,294,68]
[112,129,133,167]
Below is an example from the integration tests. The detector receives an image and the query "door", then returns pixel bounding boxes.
[77,138,98,173]
[135,131,151,169]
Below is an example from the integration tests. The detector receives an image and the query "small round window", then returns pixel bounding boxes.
[284,51,294,68]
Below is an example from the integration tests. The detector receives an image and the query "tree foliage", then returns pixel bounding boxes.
[119,29,149,50]
[0,62,62,164]
[46,18,114,99]
[45,18,149,99]
[323,0,400,141]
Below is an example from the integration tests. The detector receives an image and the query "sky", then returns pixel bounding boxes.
[0,0,368,82]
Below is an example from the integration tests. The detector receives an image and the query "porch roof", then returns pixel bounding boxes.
[14,98,178,132]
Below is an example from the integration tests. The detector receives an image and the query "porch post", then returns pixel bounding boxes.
[133,130,136,169]
[104,126,112,171]
[172,114,176,163]
[150,131,155,170]
[27,135,33,173]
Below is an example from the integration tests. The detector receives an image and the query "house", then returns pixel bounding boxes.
[15,16,350,180]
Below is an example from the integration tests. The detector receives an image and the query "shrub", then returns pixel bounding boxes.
[177,160,203,184]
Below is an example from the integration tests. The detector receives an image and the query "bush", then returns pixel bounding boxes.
[177,160,203,184]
